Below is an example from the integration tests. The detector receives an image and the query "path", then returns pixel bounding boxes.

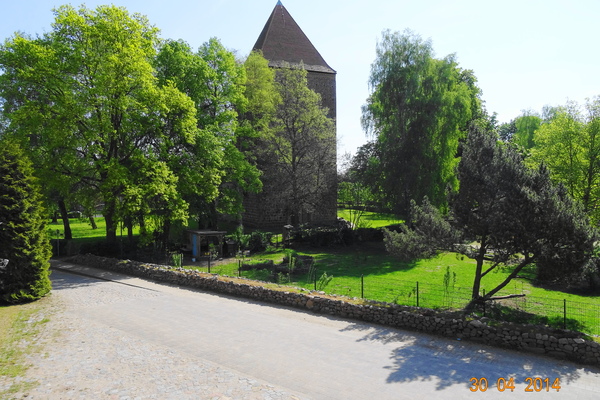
[7,260,600,399]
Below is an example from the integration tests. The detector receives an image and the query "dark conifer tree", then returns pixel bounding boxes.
[384,127,597,305]
[0,141,52,304]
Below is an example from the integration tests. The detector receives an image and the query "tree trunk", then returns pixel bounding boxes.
[162,218,171,250]
[485,257,532,299]
[471,237,487,300]
[104,199,118,244]
[88,215,98,230]
[57,199,72,240]
[125,216,133,243]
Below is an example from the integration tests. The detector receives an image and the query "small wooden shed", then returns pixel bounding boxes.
[186,230,227,258]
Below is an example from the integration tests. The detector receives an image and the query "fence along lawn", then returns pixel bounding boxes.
[202,250,600,337]
[48,217,600,336]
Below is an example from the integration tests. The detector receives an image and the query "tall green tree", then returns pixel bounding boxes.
[155,38,261,228]
[511,110,541,152]
[361,29,482,215]
[0,141,52,304]
[0,5,203,244]
[345,141,385,210]
[255,63,336,224]
[498,119,517,142]
[242,51,281,136]
[385,127,596,305]
[530,99,600,223]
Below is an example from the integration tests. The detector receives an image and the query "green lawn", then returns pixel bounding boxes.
[194,248,600,336]
[47,216,600,335]
[337,208,402,228]
[47,217,141,239]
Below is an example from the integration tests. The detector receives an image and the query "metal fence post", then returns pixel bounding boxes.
[208,256,211,274]
[238,260,241,277]
[314,268,317,291]
[416,281,419,307]
[564,299,567,329]
[361,274,364,299]
[483,289,486,316]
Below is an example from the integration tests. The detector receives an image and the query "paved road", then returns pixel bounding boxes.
[11,261,600,399]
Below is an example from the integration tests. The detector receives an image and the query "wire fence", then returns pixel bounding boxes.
[324,275,600,336]
[194,260,600,336]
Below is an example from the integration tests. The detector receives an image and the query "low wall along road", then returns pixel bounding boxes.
[67,254,600,367]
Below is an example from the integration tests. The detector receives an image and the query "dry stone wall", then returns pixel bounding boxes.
[65,254,600,366]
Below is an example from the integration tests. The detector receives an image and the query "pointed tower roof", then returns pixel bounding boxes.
[253,2,335,74]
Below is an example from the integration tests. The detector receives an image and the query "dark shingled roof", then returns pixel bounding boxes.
[253,1,335,74]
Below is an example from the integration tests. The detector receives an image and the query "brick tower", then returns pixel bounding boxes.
[243,1,337,229]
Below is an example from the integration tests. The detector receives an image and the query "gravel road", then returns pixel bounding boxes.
[4,260,600,399]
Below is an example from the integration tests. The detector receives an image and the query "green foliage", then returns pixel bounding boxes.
[338,181,373,228]
[170,253,183,268]
[361,29,482,215]
[255,63,336,223]
[384,126,597,303]
[337,208,401,228]
[343,141,386,210]
[155,38,261,227]
[248,231,272,253]
[230,225,250,256]
[0,5,201,244]
[384,197,459,262]
[442,266,457,305]
[530,99,600,224]
[512,111,541,152]
[316,271,333,291]
[242,51,281,134]
[0,141,51,304]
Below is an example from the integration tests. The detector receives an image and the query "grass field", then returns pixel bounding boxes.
[47,217,141,239]
[190,248,600,335]
[47,215,600,335]
[337,208,402,228]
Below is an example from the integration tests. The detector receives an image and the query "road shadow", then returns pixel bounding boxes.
[340,322,600,391]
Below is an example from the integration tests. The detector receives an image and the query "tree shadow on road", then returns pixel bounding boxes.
[340,322,600,391]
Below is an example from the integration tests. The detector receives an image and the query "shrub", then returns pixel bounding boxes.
[0,142,52,304]
[248,231,273,253]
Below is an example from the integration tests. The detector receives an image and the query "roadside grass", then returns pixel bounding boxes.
[0,298,51,396]
[337,208,402,228]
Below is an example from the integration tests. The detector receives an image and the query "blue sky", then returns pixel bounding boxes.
[2,0,599,157]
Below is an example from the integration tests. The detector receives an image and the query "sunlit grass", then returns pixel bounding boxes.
[0,299,51,396]
[337,208,402,228]
[48,216,599,334]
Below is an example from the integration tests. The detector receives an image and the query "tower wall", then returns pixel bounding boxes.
[243,2,338,230]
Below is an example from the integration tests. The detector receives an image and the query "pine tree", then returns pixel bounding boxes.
[0,141,52,304]
[384,127,596,304]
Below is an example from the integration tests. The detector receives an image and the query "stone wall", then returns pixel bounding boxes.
[65,254,600,366]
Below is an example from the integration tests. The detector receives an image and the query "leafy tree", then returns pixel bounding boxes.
[255,63,336,225]
[361,29,482,215]
[530,99,600,223]
[155,39,261,228]
[511,110,541,152]
[384,127,596,306]
[241,51,281,136]
[0,141,52,304]
[498,119,517,142]
[338,181,373,229]
[344,141,386,211]
[0,5,202,244]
